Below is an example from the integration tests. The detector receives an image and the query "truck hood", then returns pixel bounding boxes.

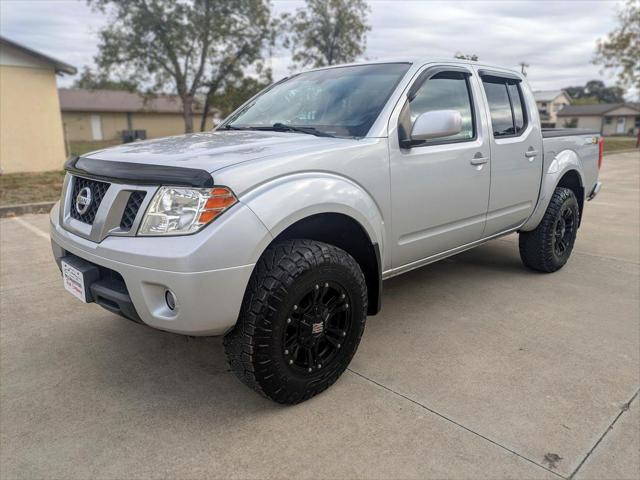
[84,130,351,173]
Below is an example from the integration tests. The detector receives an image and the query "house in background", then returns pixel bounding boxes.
[556,103,640,136]
[59,89,214,143]
[533,90,572,128]
[0,36,76,174]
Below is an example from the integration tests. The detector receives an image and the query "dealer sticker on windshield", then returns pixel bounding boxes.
[61,260,87,303]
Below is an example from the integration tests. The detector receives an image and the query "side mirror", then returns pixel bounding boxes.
[410,110,462,141]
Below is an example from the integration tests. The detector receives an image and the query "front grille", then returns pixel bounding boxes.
[70,177,110,224]
[120,191,146,230]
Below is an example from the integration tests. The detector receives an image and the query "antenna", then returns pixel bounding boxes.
[519,62,530,77]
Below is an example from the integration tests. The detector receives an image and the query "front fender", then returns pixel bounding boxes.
[521,149,584,231]
[240,172,386,255]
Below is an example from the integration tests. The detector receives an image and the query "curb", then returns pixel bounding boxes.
[604,148,639,155]
[0,201,55,218]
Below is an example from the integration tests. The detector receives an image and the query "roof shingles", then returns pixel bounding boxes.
[58,89,201,114]
[0,35,76,75]
[533,90,567,102]
[557,103,640,117]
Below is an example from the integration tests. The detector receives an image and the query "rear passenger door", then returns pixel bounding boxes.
[478,71,543,236]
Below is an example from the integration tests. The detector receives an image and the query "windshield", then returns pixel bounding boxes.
[224,63,411,138]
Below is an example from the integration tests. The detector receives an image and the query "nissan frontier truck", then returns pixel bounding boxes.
[51,59,603,403]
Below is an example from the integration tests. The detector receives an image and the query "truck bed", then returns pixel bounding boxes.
[541,129,600,200]
[542,128,599,138]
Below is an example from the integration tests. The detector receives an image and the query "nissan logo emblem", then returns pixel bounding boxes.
[75,187,93,215]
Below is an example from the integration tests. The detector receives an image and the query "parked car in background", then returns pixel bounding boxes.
[50,59,603,403]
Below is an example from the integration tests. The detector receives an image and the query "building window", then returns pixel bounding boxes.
[635,116,640,128]
[605,117,612,125]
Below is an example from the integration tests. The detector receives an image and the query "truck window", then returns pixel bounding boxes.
[224,63,411,138]
[407,72,475,143]
[482,77,527,137]
[507,83,526,133]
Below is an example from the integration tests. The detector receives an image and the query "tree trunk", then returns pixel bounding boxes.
[200,93,212,132]
[182,94,194,133]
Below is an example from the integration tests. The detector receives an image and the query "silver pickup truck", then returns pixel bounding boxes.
[50,59,603,403]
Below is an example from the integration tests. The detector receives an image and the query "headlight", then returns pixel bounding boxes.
[138,186,237,236]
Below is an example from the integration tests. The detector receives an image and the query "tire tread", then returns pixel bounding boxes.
[224,239,367,404]
[519,187,579,273]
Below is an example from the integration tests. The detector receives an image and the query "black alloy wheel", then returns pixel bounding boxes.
[283,281,351,374]
[519,186,580,273]
[553,205,576,258]
[224,239,367,404]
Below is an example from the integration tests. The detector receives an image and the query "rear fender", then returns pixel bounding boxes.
[520,149,584,231]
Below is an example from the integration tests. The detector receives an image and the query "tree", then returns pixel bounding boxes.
[88,0,274,133]
[454,53,478,61]
[208,73,272,122]
[198,0,275,131]
[565,79,626,104]
[594,0,639,96]
[73,67,138,92]
[284,0,370,69]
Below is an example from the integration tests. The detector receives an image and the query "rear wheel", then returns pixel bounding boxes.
[519,187,580,273]
[224,239,367,404]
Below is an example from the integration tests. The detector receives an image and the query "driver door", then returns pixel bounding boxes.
[388,66,491,269]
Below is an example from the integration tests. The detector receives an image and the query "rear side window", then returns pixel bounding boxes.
[482,77,527,137]
[507,83,525,132]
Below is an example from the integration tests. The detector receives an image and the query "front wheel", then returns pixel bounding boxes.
[519,187,580,273]
[224,239,367,404]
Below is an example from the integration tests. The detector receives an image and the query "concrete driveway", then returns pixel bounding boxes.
[1,151,638,479]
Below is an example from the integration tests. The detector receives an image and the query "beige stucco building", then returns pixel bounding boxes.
[60,89,213,142]
[533,90,572,128]
[556,103,640,136]
[0,36,76,174]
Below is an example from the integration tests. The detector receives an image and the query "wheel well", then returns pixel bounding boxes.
[273,213,381,315]
[557,170,584,224]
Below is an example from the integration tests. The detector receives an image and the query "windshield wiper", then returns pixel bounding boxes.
[249,123,334,138]
[221,124,246,130]
[271,123,335,137]
[222,123,336,137]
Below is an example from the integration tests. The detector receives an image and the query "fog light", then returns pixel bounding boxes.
[165,290,177,310]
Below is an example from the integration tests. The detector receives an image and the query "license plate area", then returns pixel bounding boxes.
[61,256,100,303]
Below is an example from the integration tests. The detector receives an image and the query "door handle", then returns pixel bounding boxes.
[525,150,539,158]
[470,156,489,165]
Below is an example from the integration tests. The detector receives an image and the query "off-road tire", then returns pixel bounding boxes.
[519,187,580,273]
[223,239,367,404]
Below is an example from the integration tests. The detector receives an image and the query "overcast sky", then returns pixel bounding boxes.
[0,0,626,94]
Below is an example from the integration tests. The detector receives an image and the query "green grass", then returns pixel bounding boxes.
[68,140,121,156]
[603,136,638,153]
[0,141,121,207]
[0,170,66,206]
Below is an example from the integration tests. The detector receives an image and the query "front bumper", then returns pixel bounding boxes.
[50,202,271,336]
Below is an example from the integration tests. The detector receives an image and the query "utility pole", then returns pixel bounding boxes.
[519,62,530,77]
